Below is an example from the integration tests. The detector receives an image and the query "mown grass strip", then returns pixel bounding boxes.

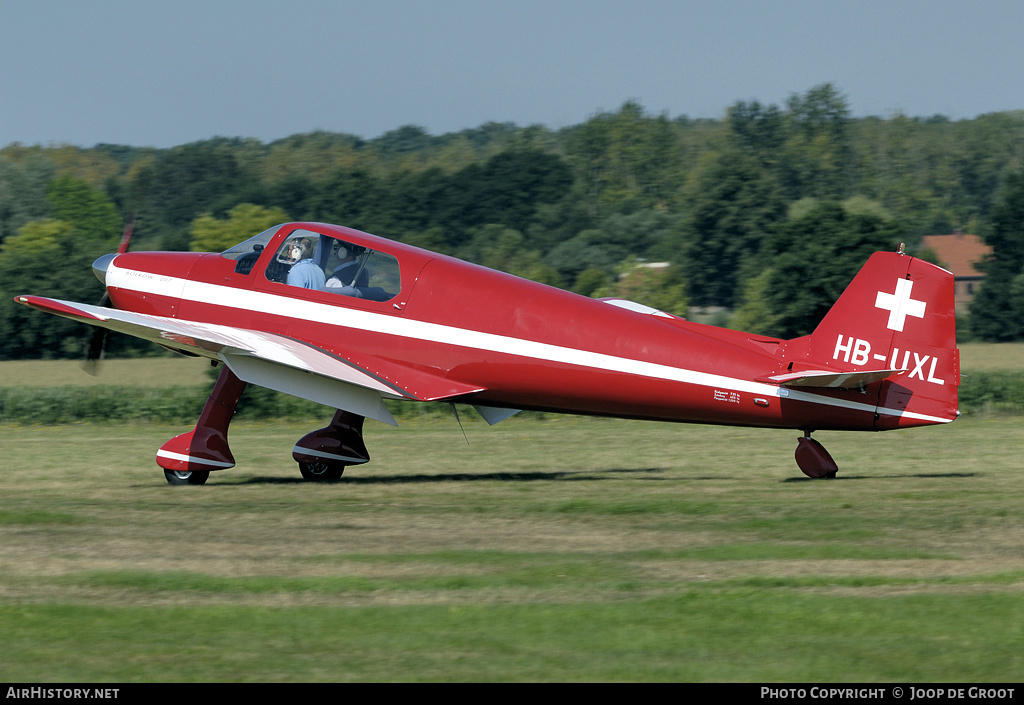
[0,510,90,525]
[1,591,1021,682]
[43,565,1024,598]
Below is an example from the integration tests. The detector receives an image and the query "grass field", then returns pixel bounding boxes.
[1,411,1022,682]
[0,358,212,388]
[957,342,1024,371]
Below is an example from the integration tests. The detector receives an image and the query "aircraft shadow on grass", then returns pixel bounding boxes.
[199,468,977,485]
[230,466,670,485]
[783,471,978,483]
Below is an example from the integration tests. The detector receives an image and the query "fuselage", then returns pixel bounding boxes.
[97,223,910,432]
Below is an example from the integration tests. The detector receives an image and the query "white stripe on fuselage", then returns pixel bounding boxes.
[108,262,953,425]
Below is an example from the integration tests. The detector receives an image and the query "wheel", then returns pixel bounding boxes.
[164,469,210,485]
[299,461,344,481]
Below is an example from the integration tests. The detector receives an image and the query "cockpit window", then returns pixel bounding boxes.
[221,224,285,275]
[263,230,401,302]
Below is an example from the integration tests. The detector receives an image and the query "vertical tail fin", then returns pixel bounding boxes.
[805,250,959,428]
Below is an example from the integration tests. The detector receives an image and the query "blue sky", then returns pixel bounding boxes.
[2,0,1023,148]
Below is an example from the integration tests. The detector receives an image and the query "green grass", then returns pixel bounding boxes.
[1,415,1022,682]
[0,358,210,388]
[958,342,1024,371]
[2,593,1020,682]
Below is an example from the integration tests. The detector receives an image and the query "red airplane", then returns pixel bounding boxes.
[15,222,959,485]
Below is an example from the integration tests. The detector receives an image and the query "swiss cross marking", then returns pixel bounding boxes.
[875,278,925,332]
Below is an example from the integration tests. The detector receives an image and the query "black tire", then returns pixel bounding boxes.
[164,469,210,486]
[299,462,344,481]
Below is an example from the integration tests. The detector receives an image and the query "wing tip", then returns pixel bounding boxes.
[15,295,106,322]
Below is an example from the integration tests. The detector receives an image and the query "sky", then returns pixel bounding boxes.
[2,0,1023,149]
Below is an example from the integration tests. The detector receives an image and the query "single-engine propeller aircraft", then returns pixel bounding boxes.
[16,222,959,485]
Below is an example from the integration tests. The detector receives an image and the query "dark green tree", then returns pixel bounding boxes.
[0,218,112,359]
[47,174,121,241]
[544,236,616,290]
[259,175,318,222]
[0,177,123,359]
[374,168,453,239]
[564,101,682,216]
[678,148,787,308]
[780,83,853,200]
[458,225,562,286]
[311,168,383,232]
[448,150,572,234]
[142,139,255,234]
[738,201,903,338]
[371,125,438,157]
[970,170,1024,340]
[727,100,785,166]
[0,151,55,243]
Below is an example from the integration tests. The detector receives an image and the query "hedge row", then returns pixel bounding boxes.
[0,384,494,425]
[956,371,1024,416]
[1,372,1022,425]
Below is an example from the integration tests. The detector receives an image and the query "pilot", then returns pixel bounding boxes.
[285,237,326,290]
[326,242,369,296]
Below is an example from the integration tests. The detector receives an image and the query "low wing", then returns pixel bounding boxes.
[15,295,485,425]
[757,368,904,389]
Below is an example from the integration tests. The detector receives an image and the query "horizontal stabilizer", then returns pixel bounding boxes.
[758,368,903,389]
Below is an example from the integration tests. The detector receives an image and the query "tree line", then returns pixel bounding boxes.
[2,83,1024,360]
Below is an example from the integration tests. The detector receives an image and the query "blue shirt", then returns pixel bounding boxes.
[287,259,326,290]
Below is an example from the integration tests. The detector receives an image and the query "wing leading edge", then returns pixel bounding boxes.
[15,295,486,425]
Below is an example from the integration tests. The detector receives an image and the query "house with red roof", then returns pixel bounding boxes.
[920,233,993,313]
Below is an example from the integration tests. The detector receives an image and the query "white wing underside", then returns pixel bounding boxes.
[16,296,501,426]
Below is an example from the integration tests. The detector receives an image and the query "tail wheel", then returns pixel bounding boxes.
[164,470,210,486]
[299,462,344,481]
[795,434,839,479]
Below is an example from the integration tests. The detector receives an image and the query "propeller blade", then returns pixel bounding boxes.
[84,215,133,374]
[81,292,111,376]
[117,215,135,254]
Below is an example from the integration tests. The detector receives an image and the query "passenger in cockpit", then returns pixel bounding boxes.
[326,243,374,298]
[326,242,369,292]
[285,237,326,290]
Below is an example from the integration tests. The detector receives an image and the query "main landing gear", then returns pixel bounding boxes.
[292,409,370,481]
[794,431,838,479]
[164,469,210,486]
[155,365,371,484]
[156,366,247,485]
